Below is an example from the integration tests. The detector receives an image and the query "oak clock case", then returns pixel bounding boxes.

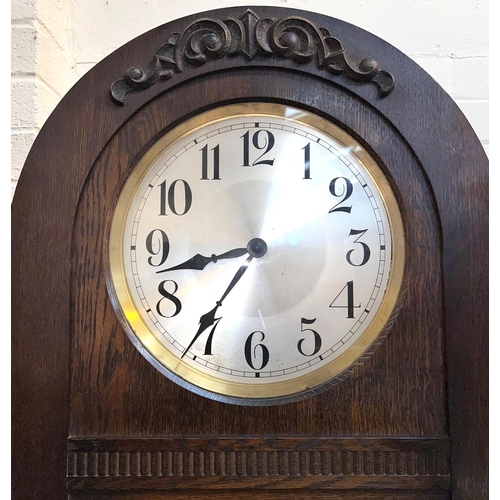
[11,6,488,500]
[108,103,405,405]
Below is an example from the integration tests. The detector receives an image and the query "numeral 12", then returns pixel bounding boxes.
[241,130,275,167]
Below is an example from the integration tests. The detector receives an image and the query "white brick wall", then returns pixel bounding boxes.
[11,0,489,196]
[11,0,72,197]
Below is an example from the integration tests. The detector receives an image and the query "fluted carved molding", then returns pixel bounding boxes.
[67,437,449,491]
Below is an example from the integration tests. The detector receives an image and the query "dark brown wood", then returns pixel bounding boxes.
[11,6,487,500]
[109,8,395,104]
[67,437,450,491]
[71,71,446,440]
[69,491,451,500]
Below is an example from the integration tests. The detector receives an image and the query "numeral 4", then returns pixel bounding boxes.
[329,281,361,318]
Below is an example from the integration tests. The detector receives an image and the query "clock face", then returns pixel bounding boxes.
[109,103,404,405]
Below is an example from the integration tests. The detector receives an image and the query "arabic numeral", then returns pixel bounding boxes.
[346,229,371,266]
[241,130,275,167]
[159,179,192,216]
[297,318,322,356]
[244,331,270,370]
[145,229,170,267]
[329,177,353,214]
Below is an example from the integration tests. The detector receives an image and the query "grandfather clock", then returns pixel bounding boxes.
[12,6,488,499]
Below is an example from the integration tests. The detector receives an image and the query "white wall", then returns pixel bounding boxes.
[11,0,489,196]
[11,0,73,197]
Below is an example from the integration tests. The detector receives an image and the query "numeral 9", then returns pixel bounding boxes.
[145,229,170,266]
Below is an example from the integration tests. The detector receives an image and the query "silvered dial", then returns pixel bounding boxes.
[109,103,404,405]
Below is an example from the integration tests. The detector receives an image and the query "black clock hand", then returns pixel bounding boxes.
[157,247,248,273]
[180,238,267,358]
[181,255,254,358]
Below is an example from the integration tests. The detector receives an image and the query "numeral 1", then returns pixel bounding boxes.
[303,142,311,179]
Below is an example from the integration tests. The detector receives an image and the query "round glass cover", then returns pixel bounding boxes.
[108,103,405,405]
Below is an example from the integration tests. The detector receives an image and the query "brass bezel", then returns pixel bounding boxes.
[108,103,405,405]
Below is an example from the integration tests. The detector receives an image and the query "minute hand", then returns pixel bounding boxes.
[157,247,248,273]
[181,255,254,358]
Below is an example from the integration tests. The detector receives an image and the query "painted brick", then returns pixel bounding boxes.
[11,132,37,179]
[11,24,37,75]
[10,0,490,197]
[450,57,489,100]
[12,0,37,21]
[67,0,489,60]
[11,79,38,129]
[36,22,71,96]
[37,0,70,51]
[456,101,489,143]
[72,62,95,80]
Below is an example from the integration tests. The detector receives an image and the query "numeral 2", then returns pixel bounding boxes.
[329,177,353,214]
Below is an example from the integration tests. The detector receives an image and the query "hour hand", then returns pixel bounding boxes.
[157,247,248,273]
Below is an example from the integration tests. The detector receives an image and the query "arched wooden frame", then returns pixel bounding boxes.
[12,6,487,500]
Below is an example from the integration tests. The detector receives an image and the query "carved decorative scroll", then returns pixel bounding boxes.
[111,9,395,105]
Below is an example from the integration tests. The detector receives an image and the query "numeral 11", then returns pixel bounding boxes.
[200,144,221,180]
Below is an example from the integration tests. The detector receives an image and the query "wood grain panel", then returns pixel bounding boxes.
[70,71,446,440]
[12,6,487,499]
[67,438,449,491]
[69,490,451,500]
